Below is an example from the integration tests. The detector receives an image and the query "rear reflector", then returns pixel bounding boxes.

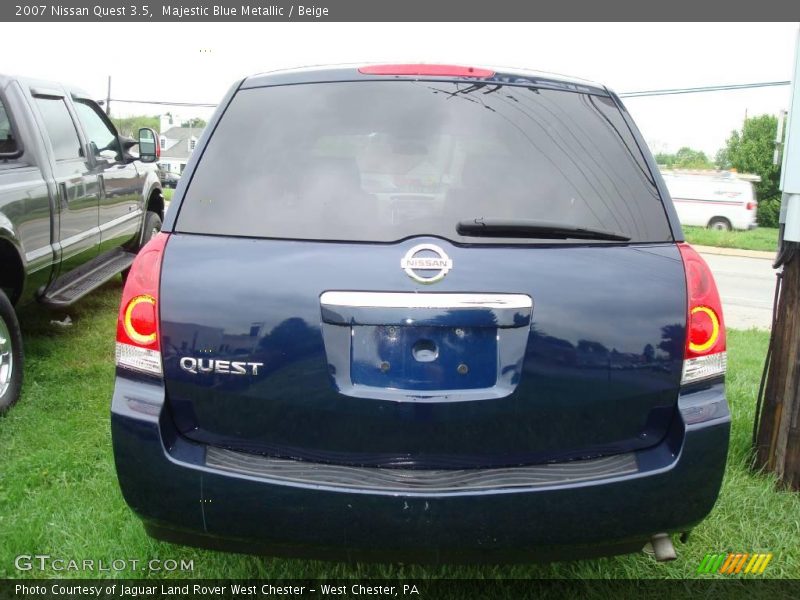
[682,353,728,385]
[358,64,495,78]
[115,343,163,376]
[678,243,727,384]
[115,233,169,376]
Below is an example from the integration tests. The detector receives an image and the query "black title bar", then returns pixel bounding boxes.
[3,579,800,600]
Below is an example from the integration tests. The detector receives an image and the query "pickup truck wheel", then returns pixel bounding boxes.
[122,211,163,283]
[0,290,23,414]
[140,211,163,249]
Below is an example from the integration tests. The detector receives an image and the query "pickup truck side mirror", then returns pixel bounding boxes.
[138,127,159,163]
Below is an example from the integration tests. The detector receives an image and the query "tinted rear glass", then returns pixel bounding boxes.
[177,81,672,243]
[34,97,82,161]
[0,97,20,155]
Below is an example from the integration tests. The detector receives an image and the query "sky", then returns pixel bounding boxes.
[3,22,798,157]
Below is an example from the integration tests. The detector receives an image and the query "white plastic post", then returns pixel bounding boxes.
[780,27,800,241]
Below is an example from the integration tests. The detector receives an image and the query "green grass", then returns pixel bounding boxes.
[162,188,174,201]
[1,288,798,580]
[683,226,778,253]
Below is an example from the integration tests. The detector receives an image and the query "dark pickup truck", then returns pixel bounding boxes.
[0,74,164,412]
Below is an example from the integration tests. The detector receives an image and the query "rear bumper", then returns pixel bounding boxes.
[111,375,730,563]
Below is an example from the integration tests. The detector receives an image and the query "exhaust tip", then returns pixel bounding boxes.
[644,533,677,562]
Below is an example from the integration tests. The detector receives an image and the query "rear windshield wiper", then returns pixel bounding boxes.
[456,218,631,242]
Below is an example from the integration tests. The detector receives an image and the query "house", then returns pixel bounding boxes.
[158,114,204,175]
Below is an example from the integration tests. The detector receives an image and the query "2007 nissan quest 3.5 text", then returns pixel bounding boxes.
[111,64,730,563]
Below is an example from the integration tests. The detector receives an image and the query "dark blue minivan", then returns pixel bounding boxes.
[111,64,730,562]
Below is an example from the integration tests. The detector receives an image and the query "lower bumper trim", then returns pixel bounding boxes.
[205,446,638,493]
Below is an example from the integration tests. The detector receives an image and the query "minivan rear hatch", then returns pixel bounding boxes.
[160,75,686,468]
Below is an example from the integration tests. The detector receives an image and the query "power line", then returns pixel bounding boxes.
[110,98,218,107]
[108,80,792,108]
[619,80,790,98]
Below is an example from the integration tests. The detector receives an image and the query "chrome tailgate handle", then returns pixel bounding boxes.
[320,292,533,328]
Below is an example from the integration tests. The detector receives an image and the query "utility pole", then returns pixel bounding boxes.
[105,76,111,116]
[753,27,800,490]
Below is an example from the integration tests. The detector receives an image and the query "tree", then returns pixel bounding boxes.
[717,115,782,202]
[112,115,160,138]
[181,117,207,128]
[654,146,714,169]
[111,115,160,138]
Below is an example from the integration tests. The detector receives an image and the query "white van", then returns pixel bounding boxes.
[660,169,759,231]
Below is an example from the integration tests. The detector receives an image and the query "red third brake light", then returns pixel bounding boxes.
[678,243,727,384]
[358,64,495,78]
[115,232,169,376]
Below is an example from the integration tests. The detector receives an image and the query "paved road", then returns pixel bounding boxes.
[699,251,777,330]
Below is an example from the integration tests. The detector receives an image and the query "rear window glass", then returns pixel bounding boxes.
[177,81,672,244]
[34,97,82,161]
[0,97,20,155]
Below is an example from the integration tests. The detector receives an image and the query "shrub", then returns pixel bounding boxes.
[757,197,781,228]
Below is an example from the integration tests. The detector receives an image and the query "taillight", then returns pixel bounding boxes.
[115,233,169,376]
[746,201,756,211]
[678,243,727,384]
[358,64,495,78]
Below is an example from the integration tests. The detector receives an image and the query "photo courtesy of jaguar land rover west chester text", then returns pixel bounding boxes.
[111,64,730,562]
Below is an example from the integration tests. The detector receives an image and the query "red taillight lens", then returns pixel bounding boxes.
[358,64,495,78]
[746,201,756,211]
[679,243,725,357]
[678,243,727,383]
[123,295,158,345]
[115,233,169,376]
